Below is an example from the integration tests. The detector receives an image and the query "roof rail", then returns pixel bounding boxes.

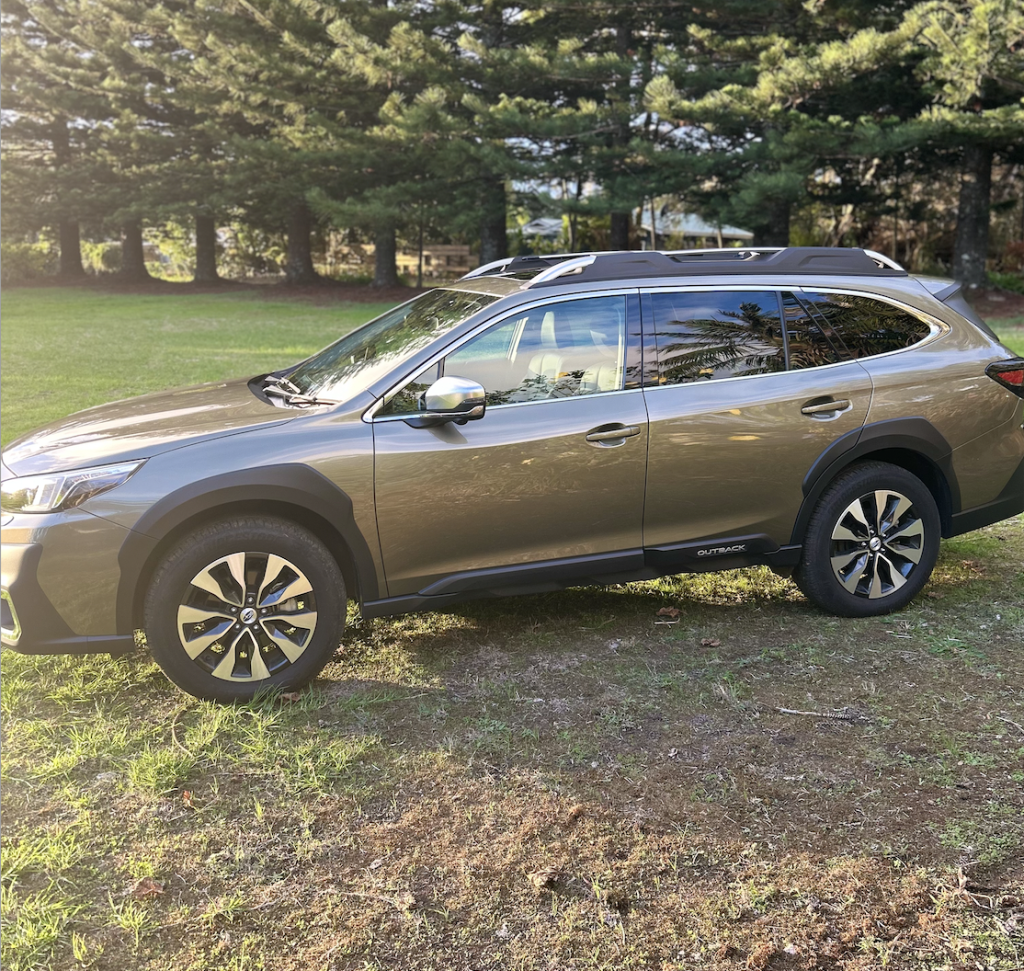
[525,254,597,286]
[461,247,908,285]
[662,246,784,259]
[460,256,516,279]
[862,249,906,272]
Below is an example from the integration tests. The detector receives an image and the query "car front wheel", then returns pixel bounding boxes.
[144,516,345,701]
[795,461,941,617]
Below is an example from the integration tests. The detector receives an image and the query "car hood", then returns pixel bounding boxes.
[2,378,296,476]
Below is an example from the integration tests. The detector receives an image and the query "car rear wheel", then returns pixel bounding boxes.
[144,516,345,701]
[795,462,940,617]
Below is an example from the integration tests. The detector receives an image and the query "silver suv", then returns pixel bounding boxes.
[3,247,1022,700]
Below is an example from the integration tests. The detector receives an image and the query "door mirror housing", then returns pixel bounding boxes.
[405,375,486,427]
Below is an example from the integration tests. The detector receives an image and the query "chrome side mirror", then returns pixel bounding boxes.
[405,375,486,427]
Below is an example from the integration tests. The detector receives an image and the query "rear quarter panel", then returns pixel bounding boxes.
[858,308,1023,510]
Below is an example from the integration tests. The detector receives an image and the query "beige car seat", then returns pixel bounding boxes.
[524,304,624,397]
[523,310,571,396]
[579,306,623,393]
[528,311,565,381]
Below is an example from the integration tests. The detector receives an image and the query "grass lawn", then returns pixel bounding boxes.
[1,288,1022,971]
[0,288,395,447]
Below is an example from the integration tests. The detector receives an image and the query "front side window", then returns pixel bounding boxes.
[379,295,628,416]
[287,288,498,402]
[649,290,785,385]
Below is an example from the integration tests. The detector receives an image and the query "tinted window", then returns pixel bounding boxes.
[380,295,627,415]
[288,288,497,402]
[650,291,784,385]
[799,292,931,359]
[782,292,849,369]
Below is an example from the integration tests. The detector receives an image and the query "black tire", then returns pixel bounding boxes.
[144,516,345,701]
[795,461,940,617]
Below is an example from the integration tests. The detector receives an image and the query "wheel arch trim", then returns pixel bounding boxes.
[792,418,959,545]
[115,464,377,635]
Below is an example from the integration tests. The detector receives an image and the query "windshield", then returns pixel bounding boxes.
[287,289,499,402]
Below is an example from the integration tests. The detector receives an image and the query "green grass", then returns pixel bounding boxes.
[1,289,1022,971]
[0,288,393,446]
[997,324,1024,355]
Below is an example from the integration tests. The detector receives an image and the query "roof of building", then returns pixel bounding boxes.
[517,213,754,241]
[517,217,564,240]
[641,212,753,241]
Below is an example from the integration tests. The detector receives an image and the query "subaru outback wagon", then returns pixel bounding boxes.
[3,247,1022,700]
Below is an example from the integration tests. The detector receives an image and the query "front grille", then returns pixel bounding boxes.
[1,589,21,646]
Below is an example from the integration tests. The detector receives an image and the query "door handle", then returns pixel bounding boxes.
[585,424,641,443]
[801,398,852,416]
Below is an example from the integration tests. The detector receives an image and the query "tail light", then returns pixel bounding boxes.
[987,359,1024,398]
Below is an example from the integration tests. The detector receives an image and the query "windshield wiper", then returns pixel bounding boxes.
[263,376,335,407]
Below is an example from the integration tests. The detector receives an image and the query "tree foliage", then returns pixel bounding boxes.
[1,0,1021,284]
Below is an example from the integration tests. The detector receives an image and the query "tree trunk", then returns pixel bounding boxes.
[52,120,85,279]
[119,219,152,281]
[752,199,791,248]
[373,224,400,288]
[953,143,992,289]
[609,211,631,250]
[479,178,508,265]
[57,219,85,279]
[194,213,220,283]
[285,203,321,284]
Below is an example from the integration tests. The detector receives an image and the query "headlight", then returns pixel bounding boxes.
[0,461,145,514]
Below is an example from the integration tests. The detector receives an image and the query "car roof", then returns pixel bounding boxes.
[455,247,907,290]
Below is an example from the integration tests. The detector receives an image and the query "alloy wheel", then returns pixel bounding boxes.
[828,489,925,599]
[176,551,318,681]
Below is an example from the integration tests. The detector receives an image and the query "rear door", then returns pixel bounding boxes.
[641,287,873,550]
[372,292,649,597]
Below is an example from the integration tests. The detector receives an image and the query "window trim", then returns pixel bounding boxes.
[365,288,642,423]
[638,284,950,391]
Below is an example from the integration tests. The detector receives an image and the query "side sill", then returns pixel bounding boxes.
[362,543,803,619]
[417,549,644,597]
[4,634,136,656]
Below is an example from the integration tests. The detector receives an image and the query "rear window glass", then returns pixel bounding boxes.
[649,291,785,385]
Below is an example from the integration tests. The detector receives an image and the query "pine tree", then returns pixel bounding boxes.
[1,1,113,276]
[908,0,1024,287]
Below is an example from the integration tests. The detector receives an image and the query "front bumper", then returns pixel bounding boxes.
[0,541,134,655]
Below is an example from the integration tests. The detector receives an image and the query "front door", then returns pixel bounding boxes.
[372,293,648,597]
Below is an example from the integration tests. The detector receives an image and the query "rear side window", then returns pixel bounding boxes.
[797,292,931,361]
[649,291,785,385]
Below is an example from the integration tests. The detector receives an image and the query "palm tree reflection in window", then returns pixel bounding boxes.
[653,293,785,385]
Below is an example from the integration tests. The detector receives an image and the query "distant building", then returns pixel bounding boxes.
[640,212,753,249]
[396,244,476,278]
[331,241,478,279]
[514,213,753,250]
[518,218,564,242]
